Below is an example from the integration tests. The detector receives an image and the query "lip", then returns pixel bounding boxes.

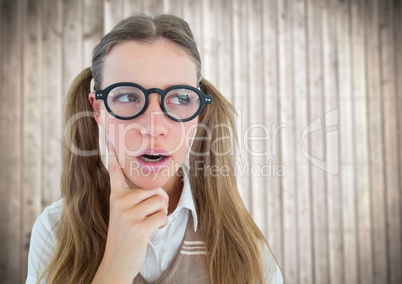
[136,147,171,156]
[134,148,171,174]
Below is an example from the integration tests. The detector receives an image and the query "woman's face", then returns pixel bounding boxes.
[90,39,199,192]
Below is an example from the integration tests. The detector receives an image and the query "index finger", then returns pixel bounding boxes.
[107,139,130,193]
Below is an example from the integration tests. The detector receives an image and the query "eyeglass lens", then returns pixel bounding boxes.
[106,86,201,120]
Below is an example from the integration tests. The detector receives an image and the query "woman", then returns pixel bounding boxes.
[27,14,283,283]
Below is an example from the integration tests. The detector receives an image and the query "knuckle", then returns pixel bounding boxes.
[154,196,167,210]
[155,189,168,202]
[157,187,168,197]
[158,213,169,227]
[161,213,168,223]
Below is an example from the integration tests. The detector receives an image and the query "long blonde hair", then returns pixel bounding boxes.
[41,14,271,283]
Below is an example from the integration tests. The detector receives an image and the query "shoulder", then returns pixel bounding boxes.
[38,198,64,223]
[260,242,283,284]
[31,198,64,241]
[32,199,64,238]
[26,199,64,283]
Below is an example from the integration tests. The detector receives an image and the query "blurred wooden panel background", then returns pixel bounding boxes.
[0,0,401,283]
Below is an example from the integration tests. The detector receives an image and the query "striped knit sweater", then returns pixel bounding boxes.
[133,216,210,284]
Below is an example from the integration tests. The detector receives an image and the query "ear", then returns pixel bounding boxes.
[88,92,102,125]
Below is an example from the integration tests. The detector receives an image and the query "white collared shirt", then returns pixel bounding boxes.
[139,170,198,281]
[26,170,283,283]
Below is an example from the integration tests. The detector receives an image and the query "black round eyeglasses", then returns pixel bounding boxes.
[95,82,212,122]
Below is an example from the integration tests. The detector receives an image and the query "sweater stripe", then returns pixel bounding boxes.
[180,250,208,255]
[183,240,205,245]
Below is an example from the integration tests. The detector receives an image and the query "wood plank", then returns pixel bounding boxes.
[83,0,104,67]
[62,0,83,98]
[231,0,251,212]
[351,0,373,283]
[216,0,232,101]
[261,0,283,268]
[41,0,63,206]
[0,0,23,282]
[0,0,5,280]
[104,0,123,34]
[83,0,104,161]
[365,0,388,283]
[395,2,402,282]
[21,0,43,280]
[323,1,343,284]
[292,0,313,282]
[142,0,164,15]
[379,0,402,283]
[246,0,266,235]
[59,0,83,207]
[122,0,143,17]
[201,0,217,83]
[162,0,183,17]
[277,0,298,282]
[336,0,359,283]
[181,0,203,50]
[306,0,330,283]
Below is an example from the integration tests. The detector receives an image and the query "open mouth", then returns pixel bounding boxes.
[140,154,168,162]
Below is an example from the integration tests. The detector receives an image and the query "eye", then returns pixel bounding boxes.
[112,92,141,103]
[167,90,198,105]
[170,93,190,105]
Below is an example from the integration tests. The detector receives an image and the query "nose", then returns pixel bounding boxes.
[139,93,168,137]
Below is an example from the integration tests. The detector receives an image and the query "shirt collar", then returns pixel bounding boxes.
[175,164,198,232]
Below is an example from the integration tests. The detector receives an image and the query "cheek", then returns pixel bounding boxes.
[177,120,199,151]
[104,119,145,155]
[121,123,144,147]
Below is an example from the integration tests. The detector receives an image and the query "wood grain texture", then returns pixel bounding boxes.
[21,0,42,279]
[307,0,330,283]
[247,0,266,235]
[1,1,401,283]
[292,0,313,283]
[379,0,402,283]
[396,1,402,283]
[336,0,359,282]
[1,0,23,283]
[351,0,373,283]
[324,1,343,284]
[143,0,164,15]
[163,0,182,17]
[261,0,284,270]
[41,0,63,206]
[62,0,83,97]
[278,0,298,282]
[231,0,251,209]
[0,0,5,279]
[83,0,104,67]
[104,0,122,34]
[365,0,388,283]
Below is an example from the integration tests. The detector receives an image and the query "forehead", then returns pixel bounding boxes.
[102,39,198,89]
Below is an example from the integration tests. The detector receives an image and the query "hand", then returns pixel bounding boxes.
[92,141,169,283]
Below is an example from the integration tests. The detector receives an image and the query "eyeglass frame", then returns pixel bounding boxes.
[95,82,212,122]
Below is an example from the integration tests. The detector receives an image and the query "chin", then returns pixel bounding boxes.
[129,175,174,190]
[124,157,183,190]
